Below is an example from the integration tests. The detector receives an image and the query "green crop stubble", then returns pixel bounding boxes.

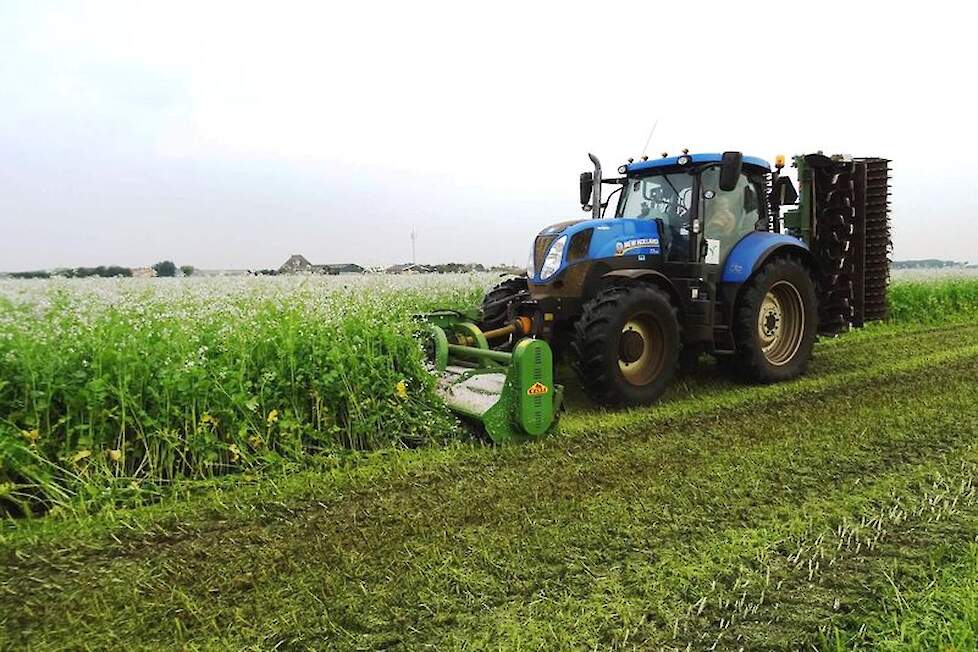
[3,314,978,649]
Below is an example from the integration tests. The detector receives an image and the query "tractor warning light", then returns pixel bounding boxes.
[775,154,786,169]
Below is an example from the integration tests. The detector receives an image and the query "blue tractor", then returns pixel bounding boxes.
[476,150,891,407]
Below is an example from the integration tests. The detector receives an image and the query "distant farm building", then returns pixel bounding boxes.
[385,263,435,274]
[278,255,365,275]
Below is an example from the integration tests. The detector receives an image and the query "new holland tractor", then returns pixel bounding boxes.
[422,150,891,442]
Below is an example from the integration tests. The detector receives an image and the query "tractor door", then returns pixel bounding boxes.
[694,167,763,351]
[698,167,762,270]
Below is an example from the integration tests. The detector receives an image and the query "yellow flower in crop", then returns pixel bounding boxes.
[228,443,241,463]
[108,449,123,463]
[248,434,263,450]
[21,429,39,444]
[71,449,92,464]
[395,380,408,399]
[266,409,279,425]
[200,413,218,427]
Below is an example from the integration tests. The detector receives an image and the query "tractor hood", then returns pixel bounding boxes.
[536,219,586,237]
[529,218,661,283]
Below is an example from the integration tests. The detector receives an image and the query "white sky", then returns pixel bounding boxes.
[1,0,976,270]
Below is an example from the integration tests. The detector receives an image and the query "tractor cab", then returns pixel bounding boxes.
[610,152,773,269]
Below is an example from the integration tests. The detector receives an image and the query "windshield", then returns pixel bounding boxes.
[618,171,696,262]
[618,172,694,225]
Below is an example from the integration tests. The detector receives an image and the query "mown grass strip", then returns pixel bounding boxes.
[832,543,978,651]
[362,358,978,650]
[671,433,978,650]
[560,323,978,436]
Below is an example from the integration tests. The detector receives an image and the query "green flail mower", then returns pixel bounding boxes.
[419,311,562,443]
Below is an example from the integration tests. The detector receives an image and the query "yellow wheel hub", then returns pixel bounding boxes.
[758,281,805,366]
[618,315,665,385]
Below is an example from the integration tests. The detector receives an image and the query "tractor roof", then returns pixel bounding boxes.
[625,152,771,174]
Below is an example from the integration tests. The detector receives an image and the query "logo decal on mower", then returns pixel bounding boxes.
[527,382,549,396]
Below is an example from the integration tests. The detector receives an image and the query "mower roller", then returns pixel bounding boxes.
[419,311,562,443]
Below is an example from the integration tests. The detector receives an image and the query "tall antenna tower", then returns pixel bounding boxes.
[410,228,417,264]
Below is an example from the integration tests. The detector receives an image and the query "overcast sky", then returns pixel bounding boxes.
[2,1,976,271]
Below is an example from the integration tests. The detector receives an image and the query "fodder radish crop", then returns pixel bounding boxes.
[0,274,494,515]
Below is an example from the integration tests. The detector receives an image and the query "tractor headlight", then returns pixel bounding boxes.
[539,235,567,280]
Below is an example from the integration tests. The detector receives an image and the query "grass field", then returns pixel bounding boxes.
[3,276,978,649]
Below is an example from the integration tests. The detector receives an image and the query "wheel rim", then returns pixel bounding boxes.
[757,280,805,366]
[618,314,665,385]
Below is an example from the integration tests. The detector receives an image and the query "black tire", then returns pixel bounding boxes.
[479,277,528,331]
[733,256,817,383]
[572,285,681,406]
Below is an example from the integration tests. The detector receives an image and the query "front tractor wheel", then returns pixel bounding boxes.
[572,285,680,406]
[479,276,529,331]
[733,256,817,382]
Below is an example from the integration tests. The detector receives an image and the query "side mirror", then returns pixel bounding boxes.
[719,151,743,192]
[772,176,798,206]
[579,172,593,206]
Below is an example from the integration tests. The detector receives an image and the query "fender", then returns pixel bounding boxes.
[721,232,812,284]
[603,268,673,284]
[601,269,683,312]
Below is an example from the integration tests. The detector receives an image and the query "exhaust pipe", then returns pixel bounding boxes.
[588,153,602,220]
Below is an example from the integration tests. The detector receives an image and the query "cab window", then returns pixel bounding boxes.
[699,167,760,266]
[619,172,694,261]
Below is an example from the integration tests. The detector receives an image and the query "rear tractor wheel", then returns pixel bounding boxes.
[733,256,817,382]
[572,285,680,405]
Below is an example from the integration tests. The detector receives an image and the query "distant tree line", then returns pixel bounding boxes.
[6,260,196,279]
[11,266,131,279]
[62,266,133,278]
[892,259,969,269]
[10,270,52,279]
[4,261,525,279]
